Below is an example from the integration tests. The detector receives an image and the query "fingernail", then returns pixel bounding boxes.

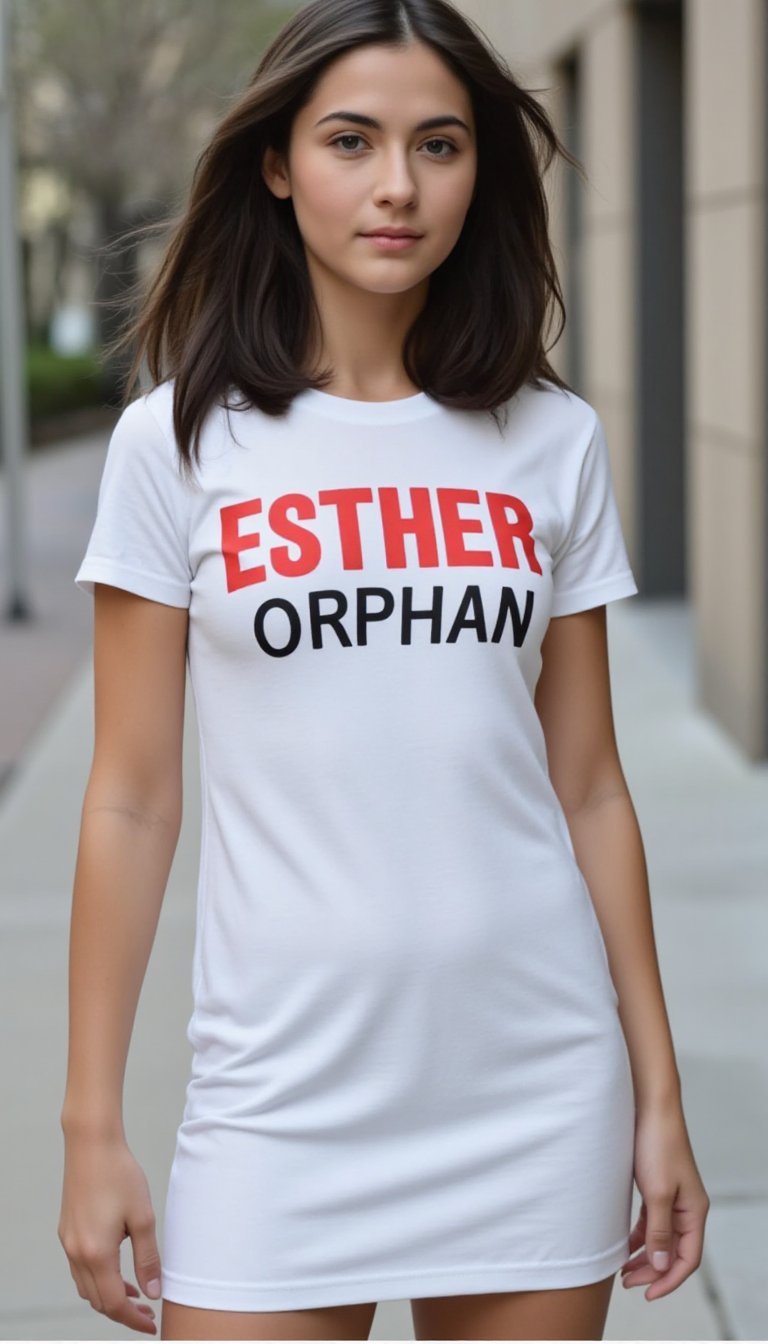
[147,1279,161,1298]
[651,1251,669,1270]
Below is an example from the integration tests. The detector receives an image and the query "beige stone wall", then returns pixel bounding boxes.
[687,0,766,756]
[459,0,767,759]
[458,1,637,564]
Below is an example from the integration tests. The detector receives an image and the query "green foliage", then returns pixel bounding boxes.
[26,344,107,419]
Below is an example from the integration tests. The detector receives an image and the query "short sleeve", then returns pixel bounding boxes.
[74,395,192,608]
[549,412,638,617]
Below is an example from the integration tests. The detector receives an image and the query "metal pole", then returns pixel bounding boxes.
[0,0,31,621]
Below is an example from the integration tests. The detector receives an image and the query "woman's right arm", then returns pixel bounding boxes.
[58,581,189,1336]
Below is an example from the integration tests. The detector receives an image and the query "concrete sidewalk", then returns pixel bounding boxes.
[0,423,119,798]
[1,436,766,1339]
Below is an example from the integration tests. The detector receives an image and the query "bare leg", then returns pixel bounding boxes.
[161,1297,378,1340]
[410,1275,615,1341]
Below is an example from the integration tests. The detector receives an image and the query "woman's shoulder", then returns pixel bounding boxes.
[511,377,599,441]
[105,379,176,456]
[128,377,176,440]
[121,378,230,477]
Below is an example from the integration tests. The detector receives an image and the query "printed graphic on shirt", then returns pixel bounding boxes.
[219,485,543,657]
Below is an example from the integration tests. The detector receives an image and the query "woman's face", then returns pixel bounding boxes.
[262,40,478,297]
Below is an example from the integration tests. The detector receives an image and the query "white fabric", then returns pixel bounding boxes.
[75,378,638,1311]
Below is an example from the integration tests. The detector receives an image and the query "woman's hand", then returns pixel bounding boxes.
[58,1131,162,1335]
[621,1101,710,1300]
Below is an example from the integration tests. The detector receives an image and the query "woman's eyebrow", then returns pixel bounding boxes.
[315,110,471,133]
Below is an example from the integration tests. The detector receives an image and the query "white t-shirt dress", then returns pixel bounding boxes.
[74,376,638,1311]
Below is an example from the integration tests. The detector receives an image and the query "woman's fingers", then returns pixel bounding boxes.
[620,1250,648,1276]
[621,1232,680,1288]
[643,1186,676,1276]
[621,1187,709,1300]
[69,1254,156,1332]
[59,1141,161,1333]
[643,1226,698,1300]
[84,1251,158,1334]
[129,1206,164,1303]
[80,1261,104,1313]
[619,1198,647,1271]
[125,1278,159,1330]
[70,1263,98,1311]
[620,1203,647,1267]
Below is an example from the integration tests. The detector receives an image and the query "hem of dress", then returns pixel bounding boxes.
[160,1235,630,1311]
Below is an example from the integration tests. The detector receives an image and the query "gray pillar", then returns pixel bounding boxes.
[0,0,30,620]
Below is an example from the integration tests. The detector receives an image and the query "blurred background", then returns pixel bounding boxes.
[0,1,766,1339]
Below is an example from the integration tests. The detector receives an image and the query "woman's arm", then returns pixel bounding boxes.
[58,582,188,1334]
[535,604,710,1300]
[61,583,188,1135]
[535,604,679,1108]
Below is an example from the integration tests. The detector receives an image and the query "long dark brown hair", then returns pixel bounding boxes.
[102,0,585,476]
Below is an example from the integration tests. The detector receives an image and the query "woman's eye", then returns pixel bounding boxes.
[331,134,366,153]
[423,138,458,158]
[330,134,457,158]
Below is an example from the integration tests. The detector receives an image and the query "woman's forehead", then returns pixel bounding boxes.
[301,41,474,124]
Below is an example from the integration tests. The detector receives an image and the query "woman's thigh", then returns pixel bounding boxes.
[410,1274,616,1341]
[160,1297,378,1340]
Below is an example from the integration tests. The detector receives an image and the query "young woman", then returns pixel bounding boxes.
[58,0,710,1339]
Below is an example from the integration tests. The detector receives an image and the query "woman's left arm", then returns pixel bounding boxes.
[535,604,710,1302]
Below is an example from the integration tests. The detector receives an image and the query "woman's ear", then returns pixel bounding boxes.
[261,146,292,199]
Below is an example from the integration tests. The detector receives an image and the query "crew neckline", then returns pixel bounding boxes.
[293,387,442,423]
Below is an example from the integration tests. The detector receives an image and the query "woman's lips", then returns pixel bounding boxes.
[360,233,423,251]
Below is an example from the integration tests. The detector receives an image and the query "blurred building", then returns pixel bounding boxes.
[462,0,767,762]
